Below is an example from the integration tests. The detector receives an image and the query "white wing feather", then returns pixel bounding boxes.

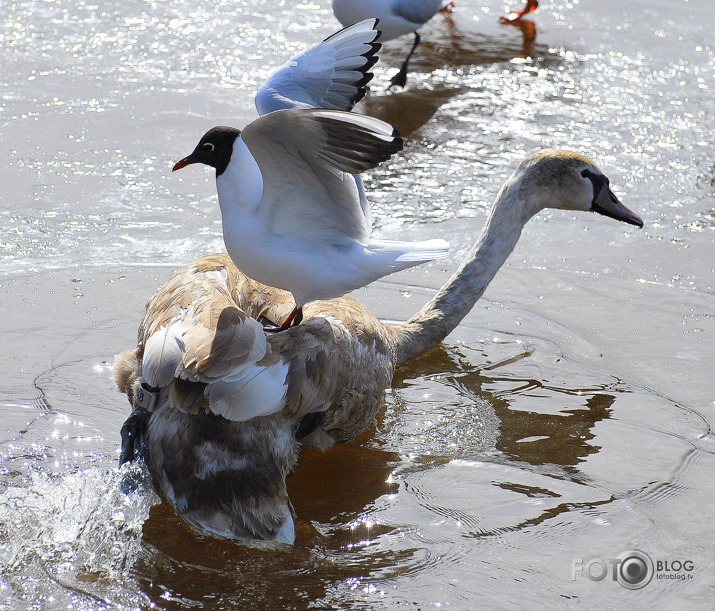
[242,108,402,245]
[142,316,184,388]
[207,362,290,422]
[255,19,380,115]
[141,304,289,422]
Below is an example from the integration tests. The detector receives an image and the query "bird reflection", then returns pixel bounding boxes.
[283,344,618,548]
[362,86,464,136]
[361,17,546,134]
[501,15,537,57]
[391,344,616,471]
[137,501,418,606]
[375,10,546,77]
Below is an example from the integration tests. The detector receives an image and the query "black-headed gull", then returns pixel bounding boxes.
[172,21,449,329]
[173,108,449,329]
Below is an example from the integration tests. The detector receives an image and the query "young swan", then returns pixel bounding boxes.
[114,149,642,544]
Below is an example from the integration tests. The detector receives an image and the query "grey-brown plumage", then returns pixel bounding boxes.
[113,149,643,543]
[114,254,397,541]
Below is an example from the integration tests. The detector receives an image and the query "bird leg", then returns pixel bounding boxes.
[388,32,421,89]
[499,0,538,23]
[282,306,303,328]
[262,306,304,333]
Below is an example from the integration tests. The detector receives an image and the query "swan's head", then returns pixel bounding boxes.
[517,149,643,227]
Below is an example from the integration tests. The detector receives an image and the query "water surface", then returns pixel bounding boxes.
[1,0,714,608]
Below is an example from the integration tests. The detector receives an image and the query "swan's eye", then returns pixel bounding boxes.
[581,168,612,206]
[582,169,609,186]
[203,142,215,152]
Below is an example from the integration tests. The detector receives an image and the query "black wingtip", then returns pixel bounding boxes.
[348,71,376,108]
[361,50,380,69]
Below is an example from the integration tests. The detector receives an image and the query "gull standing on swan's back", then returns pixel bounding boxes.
[173,19,448,328]
[173,109,449,329]
[115,149,643,543]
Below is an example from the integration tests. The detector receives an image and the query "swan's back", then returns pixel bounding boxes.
[113,253,397,541]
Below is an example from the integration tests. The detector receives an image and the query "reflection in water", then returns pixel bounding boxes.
[391,344,616,471]
[288,442,399,531]
[363,19,542,135]
[379,12,548,76]
[136,500,421,609]
[2,0,714,606]
[497,392,615,470]
[501,15,537,56]
[363,87,465,136]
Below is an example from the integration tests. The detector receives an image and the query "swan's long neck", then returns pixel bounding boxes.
[394,175,537,364]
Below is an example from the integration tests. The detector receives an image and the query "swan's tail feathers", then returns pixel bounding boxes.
[393,239,450,263]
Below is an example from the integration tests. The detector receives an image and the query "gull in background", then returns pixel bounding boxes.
[332,0,540,88]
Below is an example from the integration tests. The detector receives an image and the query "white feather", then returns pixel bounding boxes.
[142,316,184,387]
[275,515,296,544]
[207,361,290,422]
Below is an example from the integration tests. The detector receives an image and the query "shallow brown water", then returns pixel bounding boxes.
[1,0,714,608]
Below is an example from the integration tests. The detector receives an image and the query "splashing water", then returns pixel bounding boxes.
[0,464,156,609]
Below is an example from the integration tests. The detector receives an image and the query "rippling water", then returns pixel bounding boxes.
[1,0,714,608]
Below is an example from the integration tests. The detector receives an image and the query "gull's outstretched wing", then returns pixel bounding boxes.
[241,108,402,245]
[255,19,381,115]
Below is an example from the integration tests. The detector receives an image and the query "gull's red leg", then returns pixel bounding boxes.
[499,0,539,24]
[282,306,303,329]
[261,306,304,333]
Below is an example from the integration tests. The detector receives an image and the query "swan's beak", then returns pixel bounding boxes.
[591,185,643,228]
[172,155,198,172]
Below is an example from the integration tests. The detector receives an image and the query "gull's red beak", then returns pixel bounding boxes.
[172,155,197,172]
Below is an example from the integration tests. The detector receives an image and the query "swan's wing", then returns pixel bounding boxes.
[138,255,288,422]
[141,258,266,382]
[259,297,397,448]
[255,19,381,115]
[242,108,402,244]
[116,254,397,448]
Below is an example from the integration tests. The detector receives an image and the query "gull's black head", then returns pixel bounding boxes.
[172,126,241,176]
